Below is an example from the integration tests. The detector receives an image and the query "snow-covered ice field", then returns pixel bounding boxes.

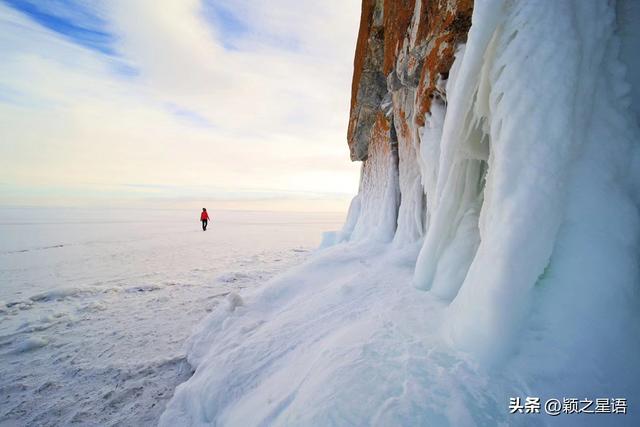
[159,238,639,427]
[0,207,343,426]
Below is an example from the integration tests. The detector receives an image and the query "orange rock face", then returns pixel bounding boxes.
[382,0,415,75]
[347,0,473,156]
[415,0,473,126]
[350,0,377,113]
[348,0,386,161]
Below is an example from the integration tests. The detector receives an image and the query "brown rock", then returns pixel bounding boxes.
[348,0,473,156]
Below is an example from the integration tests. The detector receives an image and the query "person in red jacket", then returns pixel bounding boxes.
[200,208,210,231]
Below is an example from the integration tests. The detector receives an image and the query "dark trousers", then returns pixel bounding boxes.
[201,220,208,231]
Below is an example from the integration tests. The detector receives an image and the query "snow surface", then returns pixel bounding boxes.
[161,242,493,426]
[160,1,640,426]
[0,207,340,426]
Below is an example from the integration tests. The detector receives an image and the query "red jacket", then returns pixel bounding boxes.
[200,211,210,221]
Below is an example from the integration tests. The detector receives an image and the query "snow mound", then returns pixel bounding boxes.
[15,336,49,353]
[160,244,510,425]
[216,272,252,284]
[225,293,243,312]
[29,286,102,302]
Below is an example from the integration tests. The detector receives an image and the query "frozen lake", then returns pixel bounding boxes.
[0,207,343,426]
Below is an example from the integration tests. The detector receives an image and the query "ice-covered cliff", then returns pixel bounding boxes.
[160,1,640,425]
[346,0,640,367]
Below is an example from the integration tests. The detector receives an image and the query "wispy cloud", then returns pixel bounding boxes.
[163,103,216,128]
[202,0,249,50]
[0,0,361,211]
[3,0,115,53]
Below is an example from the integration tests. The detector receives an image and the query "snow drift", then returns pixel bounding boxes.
[161,0,640,425]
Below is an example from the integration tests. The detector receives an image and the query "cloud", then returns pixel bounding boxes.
[3,0,115,54]
[0,1,361,211]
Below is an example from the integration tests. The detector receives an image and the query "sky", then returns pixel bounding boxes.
[0,0,362,212]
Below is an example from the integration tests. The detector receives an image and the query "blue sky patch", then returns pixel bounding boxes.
[3,0,116,55]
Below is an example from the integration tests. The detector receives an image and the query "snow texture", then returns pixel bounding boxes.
[0,208,335,426]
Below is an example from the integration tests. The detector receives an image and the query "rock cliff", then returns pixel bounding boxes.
[346,0,473,243]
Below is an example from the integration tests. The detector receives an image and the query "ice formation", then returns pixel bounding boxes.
[161,0,640,425]
[345,0,640,368]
